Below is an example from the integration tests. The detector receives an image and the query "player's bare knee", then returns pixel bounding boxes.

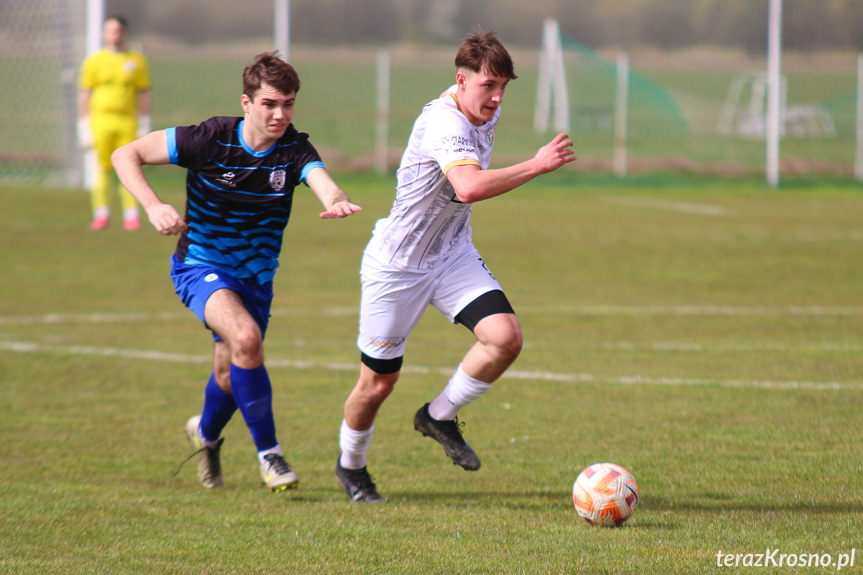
[483,328,522,362]
[497,333,523,362]
[369,372,399,401]
[230,327,264,365]
[359,353,402,398]
[368,382,396,404]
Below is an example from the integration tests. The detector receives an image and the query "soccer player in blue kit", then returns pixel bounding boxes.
[112,52,362,492]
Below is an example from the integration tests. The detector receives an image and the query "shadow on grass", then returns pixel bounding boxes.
[379,489,574,508]
[642,495,863,515]
[331,489,863,518]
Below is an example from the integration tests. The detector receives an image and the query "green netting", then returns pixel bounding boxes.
[561,33,688,137]
[557,32,859,179]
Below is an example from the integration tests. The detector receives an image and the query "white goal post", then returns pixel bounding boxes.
[533,18,569,134]
[856,53,863,181]
[534,19,630,177]
[614,52,629,178]
[82,0,104,190]
[766,0,783,187]
[275,0,290,62]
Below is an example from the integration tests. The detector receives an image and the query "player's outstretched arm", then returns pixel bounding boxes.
[112,131,187,236]
[447,133,576,204]
[306,167,363,220]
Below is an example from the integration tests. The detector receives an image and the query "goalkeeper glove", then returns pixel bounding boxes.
[77,116,93,149]
[137,114,152,139]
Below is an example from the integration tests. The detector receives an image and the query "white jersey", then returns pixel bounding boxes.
[366,91,500,272]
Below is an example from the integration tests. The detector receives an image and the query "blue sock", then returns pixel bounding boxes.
[230,363,278,451]
[199,373,237,442]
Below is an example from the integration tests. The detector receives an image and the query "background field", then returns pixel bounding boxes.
[148,49,863,177]
[2,170,862,573]
[4,41,860,183]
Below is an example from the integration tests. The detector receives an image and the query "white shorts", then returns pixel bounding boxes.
[357,244,503,360]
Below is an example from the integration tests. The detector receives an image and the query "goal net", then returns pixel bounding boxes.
[533,16,858,178]
[0,0,86,186]
[534,22,688,173]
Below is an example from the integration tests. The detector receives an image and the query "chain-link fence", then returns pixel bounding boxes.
[0,0,86,185]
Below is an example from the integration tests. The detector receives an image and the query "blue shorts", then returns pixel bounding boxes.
[170,256,273,342]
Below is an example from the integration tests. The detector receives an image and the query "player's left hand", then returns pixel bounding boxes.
[320,200,362,219]
[534,133,577,174]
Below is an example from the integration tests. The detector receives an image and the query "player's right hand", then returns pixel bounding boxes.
[146,203,187,236]
[77,117,94,149]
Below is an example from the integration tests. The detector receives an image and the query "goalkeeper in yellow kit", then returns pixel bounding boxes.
[78,14,151,231]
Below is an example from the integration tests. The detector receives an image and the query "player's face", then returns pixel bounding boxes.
[241,82,296,148]
[102,19,126,51]
[457,68,509,126]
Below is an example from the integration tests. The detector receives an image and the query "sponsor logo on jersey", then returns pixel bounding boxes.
[444,135,472,148]
[204,273,219,282]
[270,169,287,192]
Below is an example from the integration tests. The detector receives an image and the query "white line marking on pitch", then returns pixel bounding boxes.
[604,196,730,217]
[519,305,863,316]
[1,340,859,391]
[2,304,863,327]
[525,341,863,353]
[0,308,357,326]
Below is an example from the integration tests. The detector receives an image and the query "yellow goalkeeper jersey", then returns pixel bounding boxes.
[79,48,150,116]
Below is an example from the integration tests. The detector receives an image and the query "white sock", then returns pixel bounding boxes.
[200,435,221,450]
[196,422,220,449]
[428,364,492,421]
[257,444,283,465]
[339,420,374,469]
[123,207,139,220]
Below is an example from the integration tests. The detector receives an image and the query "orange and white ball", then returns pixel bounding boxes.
[572,462,639,527]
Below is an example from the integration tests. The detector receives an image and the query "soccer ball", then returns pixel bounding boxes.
[572,463,639,527]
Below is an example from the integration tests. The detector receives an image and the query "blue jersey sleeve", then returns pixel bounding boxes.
[300,161,325,185]
[166,127,179,164]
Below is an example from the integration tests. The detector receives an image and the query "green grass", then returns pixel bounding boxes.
[2,173,863,574]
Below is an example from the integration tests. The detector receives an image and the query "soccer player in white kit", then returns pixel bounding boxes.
[335,29,576,503]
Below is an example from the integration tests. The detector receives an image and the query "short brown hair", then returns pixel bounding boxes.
[104,14,128,30]
[242,51,300,101]
[454,28,517,80]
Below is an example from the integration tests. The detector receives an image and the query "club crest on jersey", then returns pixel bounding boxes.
[215,171,237,188]
[270,169,287,192]
[487,125,495,145]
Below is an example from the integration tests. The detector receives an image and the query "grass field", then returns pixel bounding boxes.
[2,170,862,574]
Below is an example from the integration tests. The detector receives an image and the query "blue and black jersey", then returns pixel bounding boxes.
[167,116,324,284]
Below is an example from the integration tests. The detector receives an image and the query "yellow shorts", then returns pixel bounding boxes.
[90,113,136,170]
